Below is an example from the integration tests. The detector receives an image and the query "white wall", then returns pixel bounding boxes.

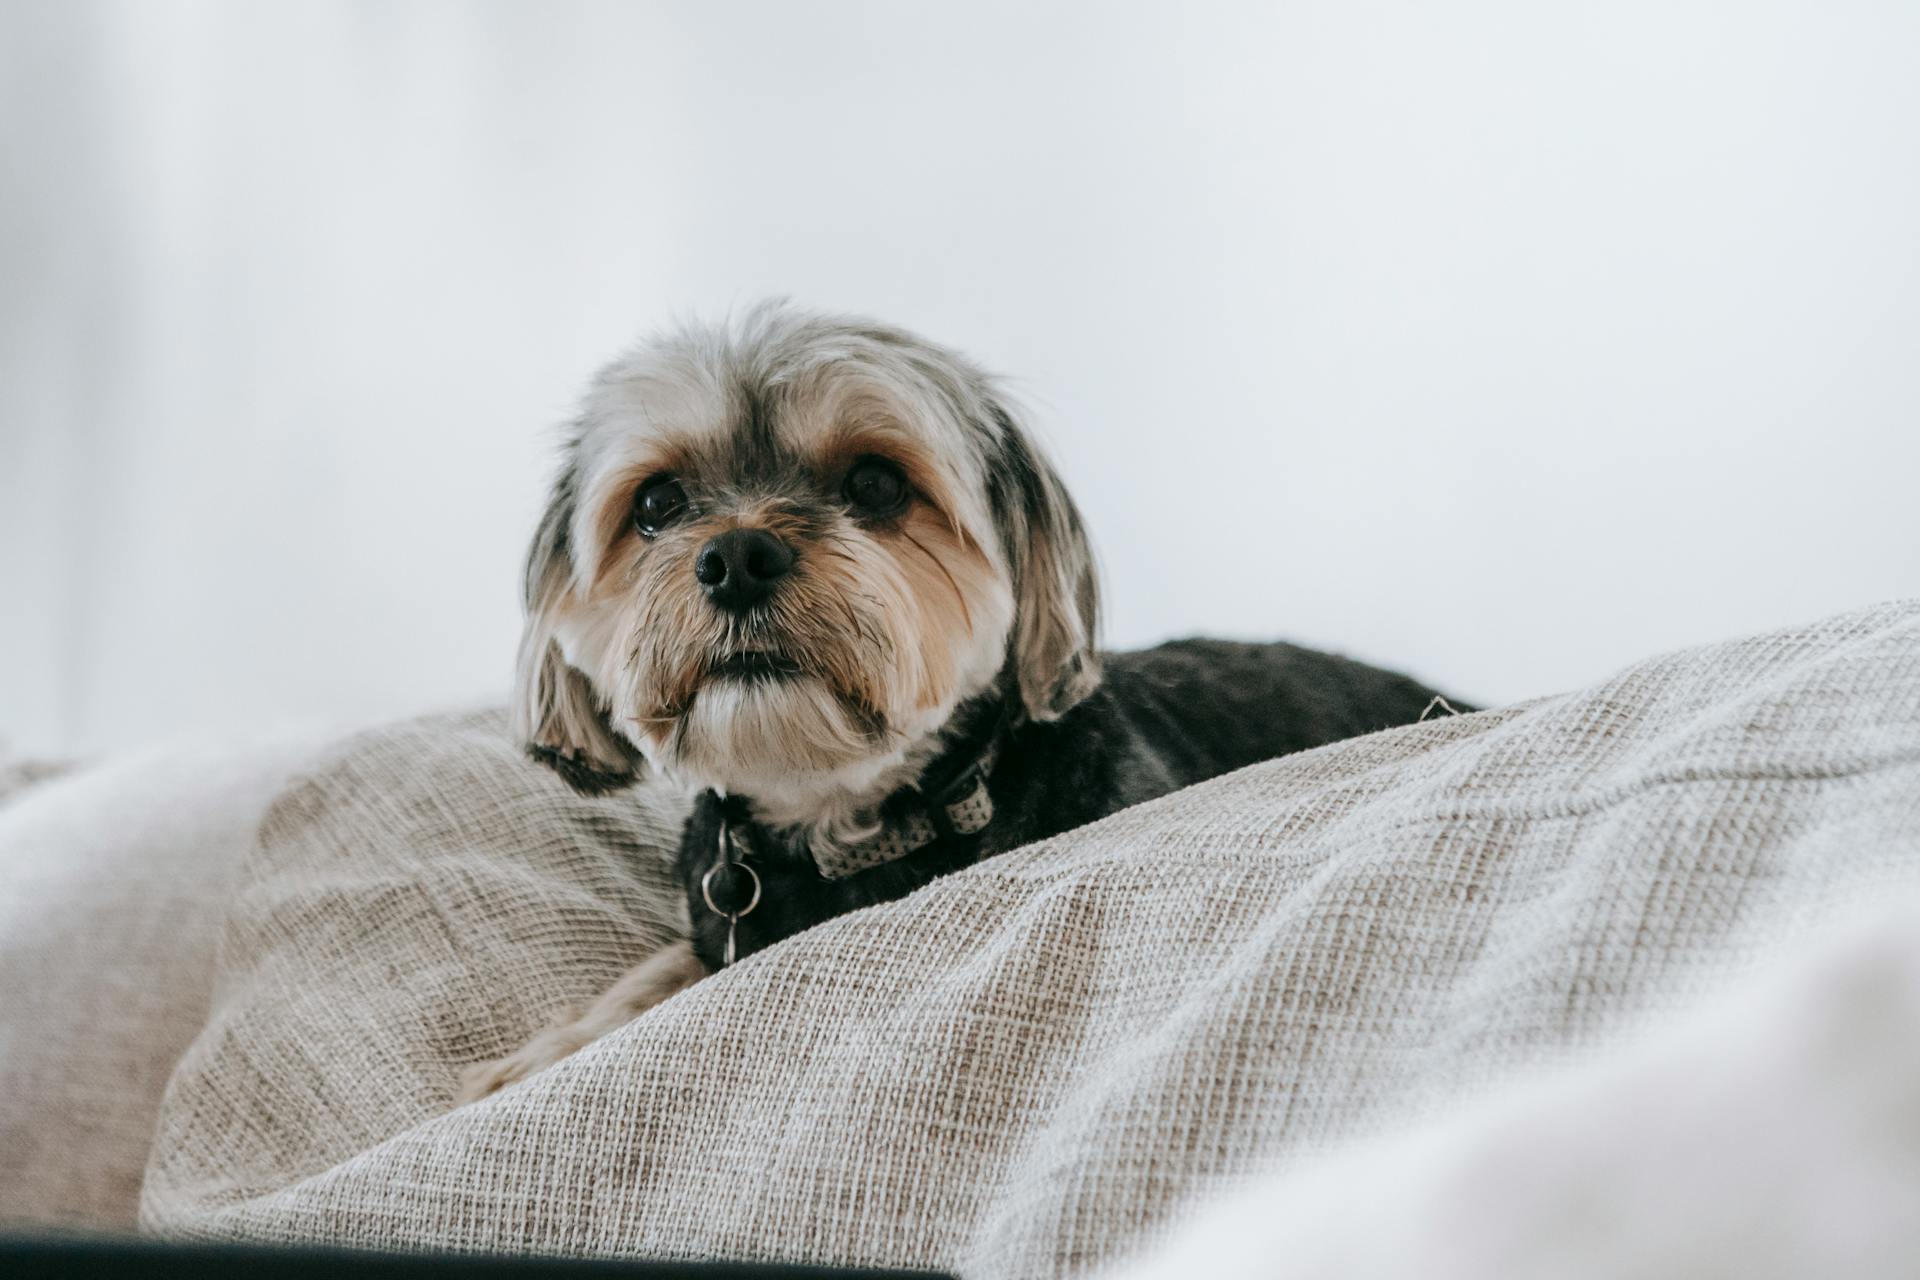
[4,0,1917,756]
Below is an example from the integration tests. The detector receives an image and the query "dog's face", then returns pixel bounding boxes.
[515,306,1100,820]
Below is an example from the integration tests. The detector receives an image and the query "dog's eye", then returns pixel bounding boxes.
[634,475,689,535]
[843,457,908,517]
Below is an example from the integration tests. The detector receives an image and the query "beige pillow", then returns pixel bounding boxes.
[143,603,1920,1277]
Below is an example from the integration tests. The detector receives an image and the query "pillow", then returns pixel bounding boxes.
[1110,900,1920,1280]
[142,602,1920,1276]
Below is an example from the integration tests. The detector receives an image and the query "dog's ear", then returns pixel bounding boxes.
[989,404,1102,720]
[512,466,641,793]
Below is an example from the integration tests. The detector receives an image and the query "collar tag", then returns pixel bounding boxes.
[701,816,762,967]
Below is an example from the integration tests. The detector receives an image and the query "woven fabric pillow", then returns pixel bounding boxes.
[143,602,1920,1277]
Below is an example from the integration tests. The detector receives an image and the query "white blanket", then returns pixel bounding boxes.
[0,737,317,1228]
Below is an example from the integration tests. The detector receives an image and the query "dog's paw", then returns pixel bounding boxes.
[451,944,709,1108]
[453,1026,591,1106]
[454,1056,525,1105]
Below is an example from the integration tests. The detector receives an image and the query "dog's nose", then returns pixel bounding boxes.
[695,528,794,612]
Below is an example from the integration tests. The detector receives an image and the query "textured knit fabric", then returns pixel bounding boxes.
[1110,901,1920,1280]
[140,601,1920,1276]
[0,737,318,1229]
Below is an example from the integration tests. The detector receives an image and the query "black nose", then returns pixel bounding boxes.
[695,528,795,612]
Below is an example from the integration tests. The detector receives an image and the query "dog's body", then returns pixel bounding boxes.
[457,305,1469,1102]
[680,639,1458,970]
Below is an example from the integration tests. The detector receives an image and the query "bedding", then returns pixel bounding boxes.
[126,599,1920,1275]
[0,736,318,1228]
[1112,894,1920,1279]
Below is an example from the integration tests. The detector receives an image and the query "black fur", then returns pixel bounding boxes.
[680,640,1471,969]
[526,742,637,796]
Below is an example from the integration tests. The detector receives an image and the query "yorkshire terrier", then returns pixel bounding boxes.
[457,304,1469,1101]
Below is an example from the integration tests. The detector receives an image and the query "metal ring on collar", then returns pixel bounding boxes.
[701,858,762,918]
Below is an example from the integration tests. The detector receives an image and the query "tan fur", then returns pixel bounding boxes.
[553,465,1014,838]
[480,307,1105,1103]
[515,559,638,779]
[887,504,998,711]
[1006,464,1103,719]
[456,940,710,1103]
[515,306,1098,825]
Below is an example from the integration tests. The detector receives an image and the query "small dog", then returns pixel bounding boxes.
[457,304,1468,1101]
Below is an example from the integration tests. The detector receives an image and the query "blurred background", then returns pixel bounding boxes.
[3,0,1916,757]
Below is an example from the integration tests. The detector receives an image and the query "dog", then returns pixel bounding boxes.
[456,303,1470,1102]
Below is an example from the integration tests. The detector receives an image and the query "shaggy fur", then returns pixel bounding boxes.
[457,304,1469,1103]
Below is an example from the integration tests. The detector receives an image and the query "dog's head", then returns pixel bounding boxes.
[514,304,1100,818]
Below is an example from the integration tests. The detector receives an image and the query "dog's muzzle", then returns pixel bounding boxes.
[695,528,794,613]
